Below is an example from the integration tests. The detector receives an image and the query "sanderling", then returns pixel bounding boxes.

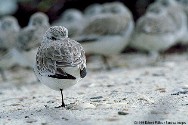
[18,12,50,51]
[75,2,134,69]
[129,1,184,58]
[174,0,188,44]
[34,26,87,108]
[0,16,20,47]
[0,16,20,81]
[16,12,50,68]
[156,0,187,45]
[53,9,84,38]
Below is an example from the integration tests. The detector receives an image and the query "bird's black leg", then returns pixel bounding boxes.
[0,68,7,81]
[55,89,65,108]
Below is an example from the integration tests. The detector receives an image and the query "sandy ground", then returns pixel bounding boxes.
[0,53,188,125]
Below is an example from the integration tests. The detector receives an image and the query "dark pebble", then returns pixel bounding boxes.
[25,116,29,118]
[171,92,180,95]
[44,105,49,108]
[152,73,165,77]
[41,123,47,125]
[118,111,129,115]
[171,91,188,95]
[180,91,188,94]
[90,96,103,99]
[107,85,114,87]
[47,101,55,103]
[62,117,69,121]
[122,98,127,100]
[26,119,37,123]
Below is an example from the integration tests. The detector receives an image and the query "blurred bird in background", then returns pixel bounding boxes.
[1,0,188,81]
[129,0,187,60]
[74,2,134,69]
[0,16,20,81]
[52,9,85,38]
[175,0,188,45]
[0,12,50,81]
[84,3,104,18]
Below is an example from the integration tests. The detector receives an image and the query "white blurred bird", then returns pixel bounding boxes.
[53,9,85,38]
[18,12,50,51]
[1,12,51,77]
[129,0,186,58]
[156,0,188,44]
[75,2,134,69]
[0,16,20,48]
[174,0,188,44]
[0,16,20,81]
[15,12,50,68]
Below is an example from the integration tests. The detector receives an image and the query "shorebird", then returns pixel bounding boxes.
[0,16,20,81]
[34,26,87,108]
[75,2,134,69]
[129,0,186,58]
[156,0,187,45]
[53,9,84,38]
[16,12,50,68]
[174,0,188,44]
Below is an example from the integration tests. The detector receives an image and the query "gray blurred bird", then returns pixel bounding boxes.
[156,0,187,44]
[0,13,50,81]
[53,9,85,38]
[75,2,134,69]
[18,12,50,51]
[0,16,20,81]
[84,3,104,17]
[129,0,186,58]
[16,12,50,68]
[174,0,188,44]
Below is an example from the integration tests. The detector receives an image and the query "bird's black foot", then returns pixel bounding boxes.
[55,104,65,108]
[54,89,66,108]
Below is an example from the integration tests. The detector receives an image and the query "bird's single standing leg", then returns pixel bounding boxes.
[55,89,65,108]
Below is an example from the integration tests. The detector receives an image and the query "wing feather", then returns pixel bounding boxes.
[36,38,86,78]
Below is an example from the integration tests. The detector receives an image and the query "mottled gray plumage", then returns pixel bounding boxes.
[82,14,131,36]
[75,2,134,58]
[82,2,133,36]
[36,27,86,76]
[34,26,86,108]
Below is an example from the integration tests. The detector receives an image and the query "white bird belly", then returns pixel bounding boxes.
[40,76,78,91]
